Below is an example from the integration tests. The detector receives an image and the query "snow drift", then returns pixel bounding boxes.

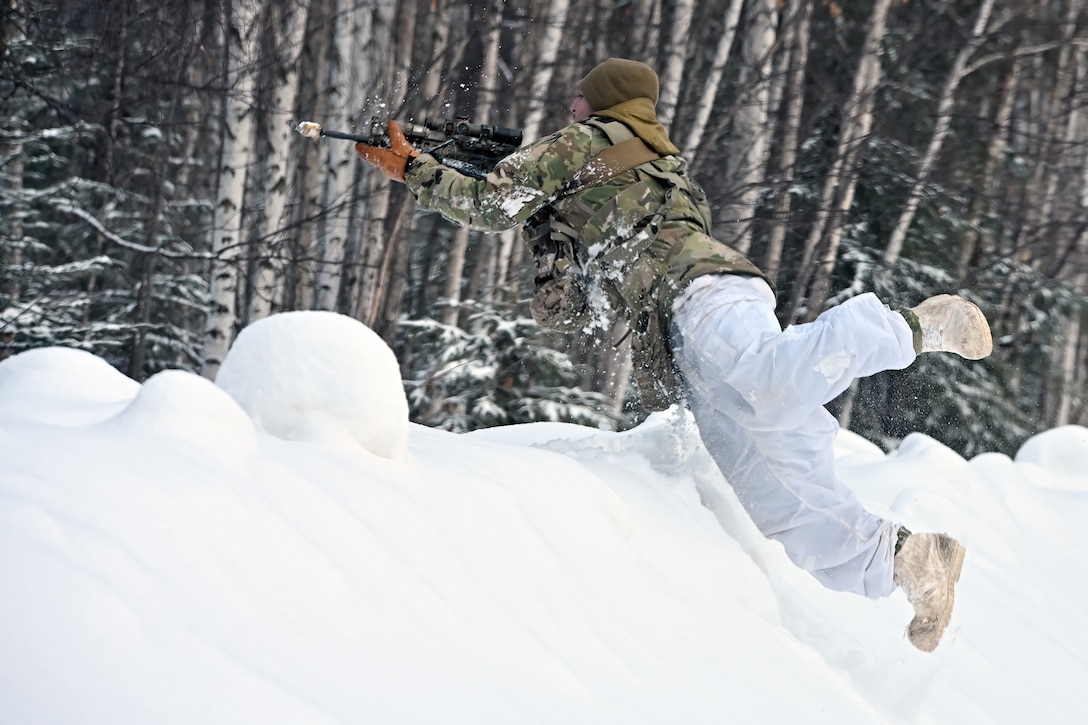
[1,311,1085,724]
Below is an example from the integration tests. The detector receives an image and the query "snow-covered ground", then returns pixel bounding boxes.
[2,311,1085,724]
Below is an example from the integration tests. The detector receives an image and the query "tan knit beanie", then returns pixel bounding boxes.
[578,58,660,111]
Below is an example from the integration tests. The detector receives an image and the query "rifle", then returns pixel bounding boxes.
[296,117,523,179]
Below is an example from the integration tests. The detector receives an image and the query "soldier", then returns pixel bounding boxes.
[355,57,992,652]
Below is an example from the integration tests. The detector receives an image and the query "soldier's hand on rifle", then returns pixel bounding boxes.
[355,120,420,182]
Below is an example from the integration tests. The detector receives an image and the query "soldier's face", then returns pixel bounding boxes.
[570,94,593,122]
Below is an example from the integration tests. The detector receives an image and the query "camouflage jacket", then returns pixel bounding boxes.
[404,117,768,409]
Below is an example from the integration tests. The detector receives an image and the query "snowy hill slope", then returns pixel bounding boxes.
[1,311,1086,724]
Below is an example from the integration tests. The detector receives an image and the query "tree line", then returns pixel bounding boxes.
[2,0,1087,456]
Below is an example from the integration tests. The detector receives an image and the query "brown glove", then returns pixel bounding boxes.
[354,120,420,182]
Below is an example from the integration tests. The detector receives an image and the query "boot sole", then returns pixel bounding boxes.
[907,538,966,652]
[956,303,992,360]
[949,541,967,583]
[938,541,967,646]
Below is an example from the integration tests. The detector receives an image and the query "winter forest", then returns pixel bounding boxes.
[2,0,1087,457]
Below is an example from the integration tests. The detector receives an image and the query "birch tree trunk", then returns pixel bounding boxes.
[390,0,417,110]
[680,0,744,164]
[399,0,450,323]
[315,0,372,312]
[763,0,811,285]
[348,165,391,322]
[656,0,695,129]
[956,52,1020,279]
[1036,0,1085,280]
[1048,39,1088,427]
[879,0,997,276]
[370,0,420,340]
[521,0,570,146]
[404,0,454,323]
[371,196,414,340]
[718,0,777,255]
[632,0,661,62]
[350,0,398,324]
[247,2,307,322]
[559,2,598,112]
[280,0,324,311]
[1054,303,1084,427]
[203,0,259,378]
[0,0,24,359]
[417,0,454,112]
[787,0,892,322]
[0,138,22,361]
[498,0,570,295]
[441,0,502,327]
[463,0,504,312]
[1011,1,1082,273]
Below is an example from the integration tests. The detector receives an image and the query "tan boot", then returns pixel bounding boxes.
[900,295,993,360]
[893,532,967,652]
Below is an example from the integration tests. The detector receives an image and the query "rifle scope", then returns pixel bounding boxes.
[423,118,522,148]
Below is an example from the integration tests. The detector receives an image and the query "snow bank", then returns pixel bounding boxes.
[0,347,139,425]
[1015,425,1088,490]
[216,311,409,460]
[104,369,259,465]
[1,341,1087,724]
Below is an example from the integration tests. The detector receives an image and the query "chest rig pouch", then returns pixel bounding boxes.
[525,208,592,332]
[526,119,661,333]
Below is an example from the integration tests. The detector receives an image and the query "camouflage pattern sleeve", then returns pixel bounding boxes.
[404,124,598,232]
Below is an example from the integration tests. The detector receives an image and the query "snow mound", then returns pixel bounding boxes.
[1015,425,1088,491]
[104,369,259,463]
[880,433,971,533]
[0,347,139,425]
[216,311,408,460]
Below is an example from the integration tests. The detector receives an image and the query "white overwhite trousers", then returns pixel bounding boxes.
[671,275,917,598]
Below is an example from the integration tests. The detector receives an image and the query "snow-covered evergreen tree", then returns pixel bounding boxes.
[0,0,210,377]
[398,302,620,433]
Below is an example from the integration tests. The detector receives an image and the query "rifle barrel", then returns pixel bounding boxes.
[320,128,371,143]
[296,121,373,143]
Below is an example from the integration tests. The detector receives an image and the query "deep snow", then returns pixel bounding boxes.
[2,310,1086,724]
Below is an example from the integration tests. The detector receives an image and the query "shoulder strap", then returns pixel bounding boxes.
[575,137,661,189]
[525,119,665,234]
[566,117,661,191]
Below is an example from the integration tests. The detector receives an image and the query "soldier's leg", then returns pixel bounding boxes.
[684,390,898,597]
[671,273,911,598]
[671,274,916,431]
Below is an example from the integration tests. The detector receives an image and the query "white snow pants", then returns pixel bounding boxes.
[671,274,917,598]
